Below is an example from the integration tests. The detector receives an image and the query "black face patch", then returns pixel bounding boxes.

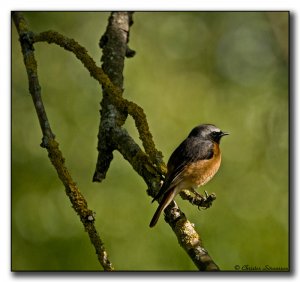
[210,131,229,144]
[188,124,220,138]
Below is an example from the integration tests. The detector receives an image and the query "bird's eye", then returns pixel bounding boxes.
[210,131,221,141]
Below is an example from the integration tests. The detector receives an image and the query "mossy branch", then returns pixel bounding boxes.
[12,11,114,271]
[33,29,164,175]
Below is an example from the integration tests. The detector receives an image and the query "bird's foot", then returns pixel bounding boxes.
[199,191,216,209]
[180,189,216,210]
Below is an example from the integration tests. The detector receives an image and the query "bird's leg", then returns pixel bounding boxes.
[190,188,205,209]
[191,188,213,210]
[191,188,205,200]
[204,190,209,200]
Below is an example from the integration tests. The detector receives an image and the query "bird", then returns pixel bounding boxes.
[149,124,228,228]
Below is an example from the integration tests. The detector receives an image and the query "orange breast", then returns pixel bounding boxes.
[182,142,221,187]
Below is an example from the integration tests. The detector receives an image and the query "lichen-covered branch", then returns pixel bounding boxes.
[164,201,219,271]
[33,30,119,97]
[124,100,165,168]
[12,11,114,271]
[44,139,114,271]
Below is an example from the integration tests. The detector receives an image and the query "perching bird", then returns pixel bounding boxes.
[149,124,228,227]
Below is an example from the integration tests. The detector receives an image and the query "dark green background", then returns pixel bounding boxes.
[12,12,289,271]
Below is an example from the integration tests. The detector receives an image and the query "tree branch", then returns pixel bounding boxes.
[164,201,219,271]
[12,11,114,271]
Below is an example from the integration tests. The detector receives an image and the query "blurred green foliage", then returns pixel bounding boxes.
[12,12,289,271]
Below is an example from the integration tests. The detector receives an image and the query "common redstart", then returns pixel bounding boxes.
[149,124,228,227]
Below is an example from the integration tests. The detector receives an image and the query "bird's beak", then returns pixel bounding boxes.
[220,131,229,137]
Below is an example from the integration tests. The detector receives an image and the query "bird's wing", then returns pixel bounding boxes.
[152,138,214,202]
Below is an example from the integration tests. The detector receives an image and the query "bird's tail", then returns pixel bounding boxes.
[149,188,176,228]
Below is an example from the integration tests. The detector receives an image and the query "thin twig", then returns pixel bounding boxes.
[12,11,114,271]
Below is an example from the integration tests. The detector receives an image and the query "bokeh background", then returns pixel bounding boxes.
[12,12,289,271]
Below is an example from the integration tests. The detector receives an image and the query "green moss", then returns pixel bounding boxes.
[47,139,89,215]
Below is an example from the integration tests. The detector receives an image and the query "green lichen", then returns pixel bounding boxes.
[174,219,201,250]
